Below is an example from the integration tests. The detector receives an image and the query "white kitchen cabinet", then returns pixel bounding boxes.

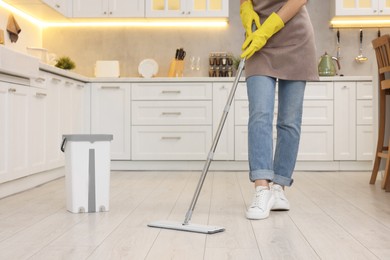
[356,82,373,161]
[334,0,390,15]
[91,83,131,160]
[0,82,29,183]
[43,0,71,16]
[73,0,144,17]
[234,82,335,161]
[28,87,48,174]
[131,82,212,160]
[44,77,63,170]
[334,82,357,160]
[145,0,228,17]
[212,83,234,160]
[0,84,7,177]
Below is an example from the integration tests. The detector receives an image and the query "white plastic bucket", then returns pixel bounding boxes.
[61,134,113,213]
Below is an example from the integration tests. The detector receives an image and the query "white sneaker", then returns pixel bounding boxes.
[271,184,290,211]
[246,186,275,220]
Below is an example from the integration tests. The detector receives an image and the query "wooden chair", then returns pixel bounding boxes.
[370,34,390,191]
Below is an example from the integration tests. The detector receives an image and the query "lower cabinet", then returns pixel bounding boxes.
[131,82,212,160]
[89,79,373,171]
[91,83,131,160]
[0,73,88,184]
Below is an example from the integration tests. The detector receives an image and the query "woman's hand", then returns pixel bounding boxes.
[240,1,261,37]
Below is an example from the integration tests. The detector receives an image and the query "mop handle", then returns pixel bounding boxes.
[183,58,246,225]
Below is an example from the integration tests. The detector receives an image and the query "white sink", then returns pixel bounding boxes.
[0,45,39,78]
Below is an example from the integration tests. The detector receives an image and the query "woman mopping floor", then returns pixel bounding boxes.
[148,0,318,234]
[240,0,318,220]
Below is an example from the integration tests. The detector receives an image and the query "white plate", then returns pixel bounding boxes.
[138,59,158,78]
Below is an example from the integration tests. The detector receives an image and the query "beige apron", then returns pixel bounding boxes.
[245,0,319,81]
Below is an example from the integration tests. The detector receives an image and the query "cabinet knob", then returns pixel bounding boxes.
[104,11,107,15]
[182,11,185,15]
[187,11,191,15]
[55,4,60,8]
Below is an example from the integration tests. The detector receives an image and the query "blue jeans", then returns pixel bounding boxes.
[246,76,306,186]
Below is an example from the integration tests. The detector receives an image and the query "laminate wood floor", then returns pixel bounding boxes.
[0,170,390,260]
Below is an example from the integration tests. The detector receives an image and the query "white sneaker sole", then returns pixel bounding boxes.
[271,201,290,211]
[246,197,275,220]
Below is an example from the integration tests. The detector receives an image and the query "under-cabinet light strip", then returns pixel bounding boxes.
[0,1,228,28]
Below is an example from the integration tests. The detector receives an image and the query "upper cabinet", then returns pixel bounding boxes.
[334,0,390,15]
[73,0,145,18]
[145,0,228,17]
[43,0,71,16]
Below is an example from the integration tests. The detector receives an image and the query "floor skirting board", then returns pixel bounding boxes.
[111,160,373,172]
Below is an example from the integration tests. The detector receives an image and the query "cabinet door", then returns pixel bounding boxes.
[334,82,356,160]
[335,0,379,15]
[73,0,144,17]
[0,84,8,178]
[71,82,88,134]
[73,0,108,17]
[189,0,228,17]
[213,83,234,160]
[28,88,48,173]
[91,83,131,160]
[146,0,228,17]
[43,0,70,16]
[109,0,144,17]
[146,0,185,17]
[8,84,29,180]
[378,0,390,14]
[45,79,63,169]
[357,125,373,160]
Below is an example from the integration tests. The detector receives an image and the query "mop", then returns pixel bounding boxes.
[148,58,246,234]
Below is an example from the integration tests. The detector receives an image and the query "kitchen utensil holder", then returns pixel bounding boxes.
[168,59,185,77]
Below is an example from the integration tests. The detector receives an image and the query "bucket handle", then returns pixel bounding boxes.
[60,138,67,152]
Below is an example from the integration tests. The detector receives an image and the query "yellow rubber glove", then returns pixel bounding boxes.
[240,1,261,37]
[241,12,285,59]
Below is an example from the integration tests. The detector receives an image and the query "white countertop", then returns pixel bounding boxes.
[29,62,377,83]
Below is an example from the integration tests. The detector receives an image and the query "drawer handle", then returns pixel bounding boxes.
[52,78,62,83]
[36,92,47,97]
[161,136,181,140]
[76,84,84,88]
[65,81,74,86]
[8,88,16,93]
[35,77,46,83]
[162,90,181,94]
[101,86,120,89]
[162,112,182,116]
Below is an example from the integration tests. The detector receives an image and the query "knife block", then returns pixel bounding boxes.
[168,59,184,77]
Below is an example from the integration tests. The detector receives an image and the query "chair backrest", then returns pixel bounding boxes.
[372,34,390,75]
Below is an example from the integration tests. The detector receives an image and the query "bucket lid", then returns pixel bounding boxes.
[62,134,113,142]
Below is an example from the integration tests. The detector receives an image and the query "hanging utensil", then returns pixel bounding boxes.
[336,29,341,60]
[355,29,368,63]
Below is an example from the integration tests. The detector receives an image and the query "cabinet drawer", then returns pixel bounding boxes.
[132,83,212,100]
[302,100,333,125]
[357,125,373,161]
[357,82,373,99]
[132,101,212,125]
[298,126,334,161]
[234,125,334,161]
[305,82,333,100]
[132,126,212,160]
[234,83,248,100]
[357,100,373,125]
[235,100,333,126]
